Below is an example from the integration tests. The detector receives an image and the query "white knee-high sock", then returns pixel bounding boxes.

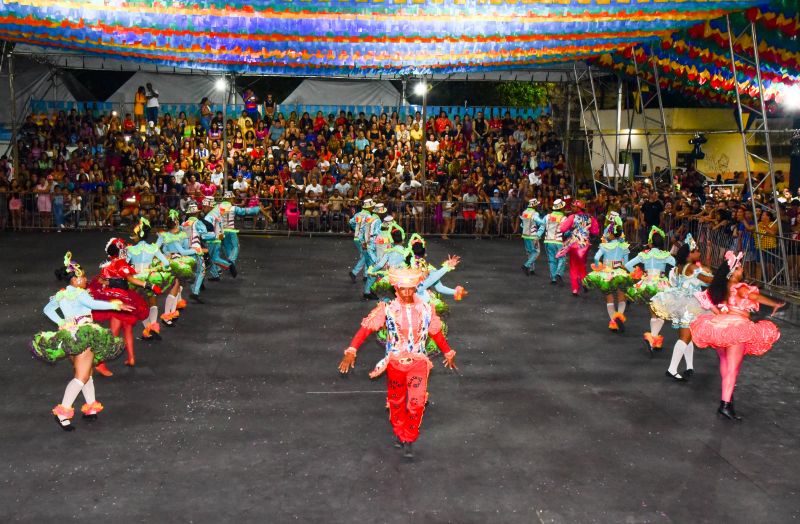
[668,341,686,375]
[58,378,85,420]
[177,286,183,302]
[606,303,616,320]
[82,377,96,404]
[650,318,665,337]
[164,295,177,316]
[618,301,626,315]
[684,342,695,370]
[149,306,158,325]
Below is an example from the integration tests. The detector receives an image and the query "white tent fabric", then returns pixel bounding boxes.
[281,79,401,106]
[107,71,240,106]
[0,56,75,126]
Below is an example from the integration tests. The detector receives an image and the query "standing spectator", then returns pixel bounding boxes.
[640,190,664,234]
[134,86,147,127]
[68,188,82,228]
[145,83,160,124]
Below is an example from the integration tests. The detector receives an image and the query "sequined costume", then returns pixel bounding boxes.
[349,200,375,279]
[542,201,568,283]
[583,240,631,294]
[624,248,675,303]
[557,206,599,294]
[520,200,545,273]
[651,264,711,329]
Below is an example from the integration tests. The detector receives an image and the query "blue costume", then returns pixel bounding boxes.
[349,206,373,278]
[202,205,231,279]
[186,216,216,297]
[520,203,545,273]
[624,248,676,303]
[363,211,383,295]
[222,204,261,264]
[542,207,568,282]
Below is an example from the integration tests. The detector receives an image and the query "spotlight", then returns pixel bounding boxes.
[215,78,228,92]
[781,84,800,111]
[689,132,707,160]
[413,82,428,97]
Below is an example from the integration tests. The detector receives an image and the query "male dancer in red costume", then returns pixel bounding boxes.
[338,267,458,459]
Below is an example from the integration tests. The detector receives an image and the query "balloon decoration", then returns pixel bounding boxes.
[596,0,800,109]
[0,0,764,76]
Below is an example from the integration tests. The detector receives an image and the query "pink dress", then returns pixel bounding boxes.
[690,283,780,356]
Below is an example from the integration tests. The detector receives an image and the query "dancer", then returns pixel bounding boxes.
[542,199,568,285]
[406,234,467,313]
[520,198,545,276]
[369,225,408,296]
[558,200,599,296]
[33,253,132,431]
[220,192,265,272]
[582,223,631,332]
[650,234,713,381]
[157,209,201,326]
[625,227,675,353]
[338,266,458,459]
[602,211,624,242]
[690,251,784,420]
[349,198,375,283]
[182,201,211,303]
[201,197,233,281]
[362,202,386,300]
[89,237,155,374]
[127,217,172,340]
[374,214,404,264]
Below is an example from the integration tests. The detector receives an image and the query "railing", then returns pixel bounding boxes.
[29,99,551,122]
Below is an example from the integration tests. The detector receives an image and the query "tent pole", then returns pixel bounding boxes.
[222,73,229,193]
[8,50,19,179]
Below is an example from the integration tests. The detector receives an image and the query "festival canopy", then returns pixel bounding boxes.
[0,0,765,77]
[594,0,800,108]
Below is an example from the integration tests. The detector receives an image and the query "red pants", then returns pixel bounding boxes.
[567,246,589,293]
[386,355,432,443]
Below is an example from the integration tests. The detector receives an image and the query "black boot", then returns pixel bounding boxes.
[521,265,530,276]
[229,263,238,278]
[717,401,742,421]
[403,442,414,459]
[393,437,403,449]
[349,272,357,283]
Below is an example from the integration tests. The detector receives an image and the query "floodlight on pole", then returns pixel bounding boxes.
[413,82,428,97]
[215,77,228,91]
[780,84,800,111]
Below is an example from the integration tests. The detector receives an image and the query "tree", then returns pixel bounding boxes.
[494,82,551,107]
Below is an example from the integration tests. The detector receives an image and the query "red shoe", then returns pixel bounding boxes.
[608,319,619,331]
[612,312,627,332]
[94,362,114,377]
[176,299,187,310]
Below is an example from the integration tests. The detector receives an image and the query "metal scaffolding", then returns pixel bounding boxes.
[631,46,672,187]
[574,64,619,194]
[726,15,790,290]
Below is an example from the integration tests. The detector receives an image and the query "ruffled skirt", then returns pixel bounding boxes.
[88,278,150,324]
[650,289,706,328]
[168,254,196,280]
[31,321,123,364]
[690,313,780,356]
[626,273,671,303]
[582,267,632,294]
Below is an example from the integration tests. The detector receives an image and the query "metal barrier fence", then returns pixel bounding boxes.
[3,192,797,298]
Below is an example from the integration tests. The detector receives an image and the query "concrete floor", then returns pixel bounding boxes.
[0,232,798,523]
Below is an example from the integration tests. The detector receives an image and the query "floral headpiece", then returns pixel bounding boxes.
[133,217,151,239]
[408,233,426,249]
[607,211,623,228]
[387,267,425,289]
[684,233,697,251]
[63,251,84,278]
[168,209,180,222]
[724,250,744,278]
[648,225,666,244]
[105,237,128,259]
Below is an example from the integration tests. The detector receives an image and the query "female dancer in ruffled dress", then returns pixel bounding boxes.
[89,237,161,373]
[582,223,631,332]
[625,227,675,353]
[650,234,713,381]
[33,253,133,431]
[157,210,200,326]
[690,251,784,420]
[127,217,172,340]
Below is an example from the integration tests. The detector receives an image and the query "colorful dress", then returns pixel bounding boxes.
[32,286,124,364]
[157,230,197,280]
[690,283,780,356]
[520,206,545,270]
[88,258,149,325]
[650,264,711,328]
[349,209,372,277]
[624,248,675,303]
[542,211,567,282]
[127,241,173,294]
[583,240,632,294]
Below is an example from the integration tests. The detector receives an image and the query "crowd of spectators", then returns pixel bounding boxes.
[0,85,568,237]
[0,84,798,285]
